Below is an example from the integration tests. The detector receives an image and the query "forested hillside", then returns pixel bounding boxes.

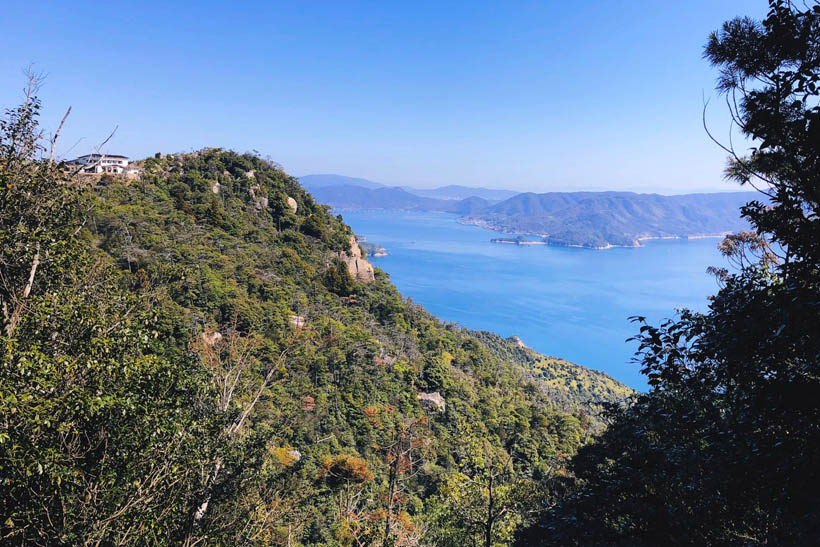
[3,2,817,545]
[470,331,632,427]
[0,97,627,545]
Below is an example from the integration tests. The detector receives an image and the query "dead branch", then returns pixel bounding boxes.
[49,106,72,164]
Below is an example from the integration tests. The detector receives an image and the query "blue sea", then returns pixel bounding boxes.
[339,210,725,390]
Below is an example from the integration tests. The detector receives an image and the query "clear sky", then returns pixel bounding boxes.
[2,1,767,193]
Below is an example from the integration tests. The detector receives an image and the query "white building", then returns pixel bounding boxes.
[124,164,141,178]
[69,154,129,174]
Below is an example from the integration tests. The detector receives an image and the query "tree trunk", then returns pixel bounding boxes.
[184,458,222,545]
[5,243,40,337]
[485,475,494,547]
[383,454,397,546]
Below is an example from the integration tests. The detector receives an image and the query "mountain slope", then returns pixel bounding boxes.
[462,190,756,248]
[470,331,633,424]
[7,148,627,545]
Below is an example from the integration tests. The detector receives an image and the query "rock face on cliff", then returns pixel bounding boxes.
[417,391,446,412]
[337,235,375,282]
[286,196,298,214]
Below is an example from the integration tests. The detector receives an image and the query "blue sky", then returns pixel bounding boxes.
[2,1,766,193]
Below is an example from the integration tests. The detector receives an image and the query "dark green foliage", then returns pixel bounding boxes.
[323,259,355,296]
[0,89,84,340]
[527,2,820,544]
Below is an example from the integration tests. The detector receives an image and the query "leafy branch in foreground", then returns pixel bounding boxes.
[527,2,820,544]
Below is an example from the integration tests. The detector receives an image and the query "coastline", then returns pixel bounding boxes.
[463,218,729,251]
[334,209,729,251]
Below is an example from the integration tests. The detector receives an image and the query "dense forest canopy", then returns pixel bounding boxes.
[0,80,626,545]
[1,1,817,545]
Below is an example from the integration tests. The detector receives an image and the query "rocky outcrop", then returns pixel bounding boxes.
[249,184,268,209]
[344,255,375,282]
[349,235,364,258]
[417,391,446,412]
[336,235,375,282]
[286,196,298,214]
[202,331,223,346]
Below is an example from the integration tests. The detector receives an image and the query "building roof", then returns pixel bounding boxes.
[75,153,129,160]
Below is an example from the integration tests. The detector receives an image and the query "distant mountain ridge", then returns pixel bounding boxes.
[309,184,491,214]
[302,176,758,249]
[399,184,519,201]
[463,191,757,248]
[299,174,518,202]
[299,173,385,190]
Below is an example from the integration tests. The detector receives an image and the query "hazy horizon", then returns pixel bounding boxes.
[297,172,755,196]
[3,1,765,194]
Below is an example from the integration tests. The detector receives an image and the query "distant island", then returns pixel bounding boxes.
[359,241,388,257]
[490,236,547,245]
[301,175,758,249]
[463,191,756,249]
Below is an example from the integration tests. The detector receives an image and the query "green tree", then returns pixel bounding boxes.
[531,2,820,544]
[0,74,81,338]
[428,438,544,547]
[0,80,223,546]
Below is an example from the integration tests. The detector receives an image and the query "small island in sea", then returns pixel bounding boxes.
[490,236,547,245]
[359,240,389,257]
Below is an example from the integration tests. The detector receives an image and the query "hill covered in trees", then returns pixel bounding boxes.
[469,331,633,424]
[0,98,629,544]
[3,1,818,545]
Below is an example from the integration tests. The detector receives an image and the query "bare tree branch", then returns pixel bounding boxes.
[49,106,71,164]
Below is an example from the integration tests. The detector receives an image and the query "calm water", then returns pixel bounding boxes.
[340,210,724,390]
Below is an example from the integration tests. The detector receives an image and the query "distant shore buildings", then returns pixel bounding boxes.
[68,154,140,177]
